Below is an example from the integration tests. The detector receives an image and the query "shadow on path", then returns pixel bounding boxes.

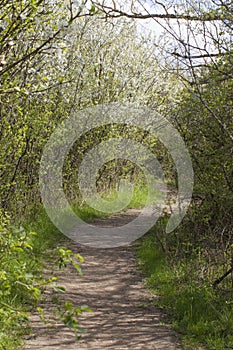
[24,211,181,350]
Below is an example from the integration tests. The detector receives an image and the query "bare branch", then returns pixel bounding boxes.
[172,51,232,59]
[92,1,224,21]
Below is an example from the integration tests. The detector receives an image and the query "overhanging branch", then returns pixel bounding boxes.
[172,51,232,59]
[92,2,224,21]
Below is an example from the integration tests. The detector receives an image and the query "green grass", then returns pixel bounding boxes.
[72,202,110,220]
[136,219,233,350]
[97,181,164,210]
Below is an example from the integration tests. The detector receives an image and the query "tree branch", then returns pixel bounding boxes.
[92,2,224,21]
[213,266,233,287]
[172,51,232,59]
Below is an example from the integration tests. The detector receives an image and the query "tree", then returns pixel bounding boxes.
[1,5,176,214]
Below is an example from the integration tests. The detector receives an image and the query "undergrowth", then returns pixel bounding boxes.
[136,217,233,350]
[98,181,163,210]
[0,203,104,350]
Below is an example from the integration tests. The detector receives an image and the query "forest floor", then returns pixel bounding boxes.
[23,210,181,350]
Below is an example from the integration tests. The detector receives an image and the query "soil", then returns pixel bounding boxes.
[23,210,181,350]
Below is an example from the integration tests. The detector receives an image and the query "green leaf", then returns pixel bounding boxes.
[90,5,96,14]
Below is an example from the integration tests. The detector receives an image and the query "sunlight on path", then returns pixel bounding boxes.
[23,212,181,350]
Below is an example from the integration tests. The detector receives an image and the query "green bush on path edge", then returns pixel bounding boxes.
[135,216,233,350]
[0,207,95,350]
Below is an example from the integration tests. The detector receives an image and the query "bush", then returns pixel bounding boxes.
[0,209,86,349]
[0,210,45,348]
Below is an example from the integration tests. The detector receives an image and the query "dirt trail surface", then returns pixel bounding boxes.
[24,210,181,350]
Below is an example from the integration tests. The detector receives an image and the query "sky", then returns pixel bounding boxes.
[133,0,229,66]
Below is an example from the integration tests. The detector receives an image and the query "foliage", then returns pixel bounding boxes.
[0,210,42,348]
[136,219,233,350]
[57,302,92,341]
[0,11,171,215]
[0,1,232,349]
[169,56,233,260]
[0,209,86,349]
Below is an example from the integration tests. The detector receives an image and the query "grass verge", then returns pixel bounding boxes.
[136,217,233,350]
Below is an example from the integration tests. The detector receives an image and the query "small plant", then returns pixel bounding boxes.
[57,302,92,340]
[57,247,84,274]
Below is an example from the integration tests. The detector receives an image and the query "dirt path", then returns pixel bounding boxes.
[24,211,181,350]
